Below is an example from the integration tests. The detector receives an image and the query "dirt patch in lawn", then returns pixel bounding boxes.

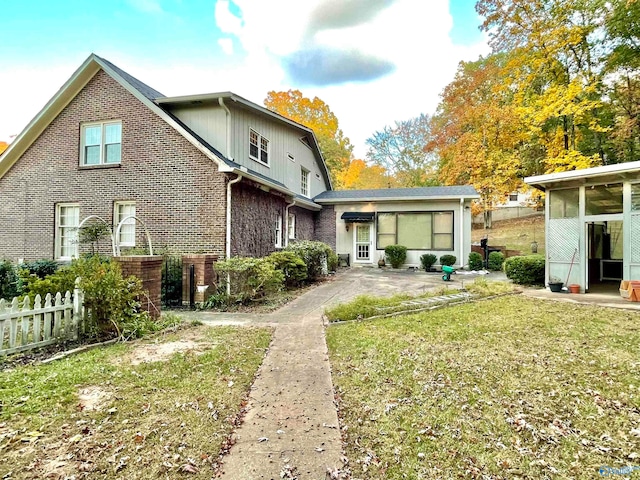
[112,329,216,366]
[78,386,113,412]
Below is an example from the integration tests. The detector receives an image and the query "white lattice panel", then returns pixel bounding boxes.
[631,215,640,263]
[548,218,580,262]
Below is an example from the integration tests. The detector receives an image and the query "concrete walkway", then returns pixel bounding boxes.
[178,268,461,479]
[174,268,640,479]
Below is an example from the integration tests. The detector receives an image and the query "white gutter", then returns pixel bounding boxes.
[284,199,296,246]
[218,98,232,160]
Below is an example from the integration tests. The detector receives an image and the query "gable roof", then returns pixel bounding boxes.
[0,54,329,206]
[314,186,479,203]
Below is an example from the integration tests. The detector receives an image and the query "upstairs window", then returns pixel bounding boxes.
[81,121,121,166]
[114,201,136,247]
[301,168,310,197]
[250,129,269,165]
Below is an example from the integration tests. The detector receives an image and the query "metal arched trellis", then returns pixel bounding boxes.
[114,215,154,256]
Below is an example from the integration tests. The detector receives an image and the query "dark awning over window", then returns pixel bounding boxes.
[341,212,375,223]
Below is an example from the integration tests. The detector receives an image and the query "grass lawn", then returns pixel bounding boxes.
[327,296,640,479]
[472,215,545,255]
[0,325,272,479]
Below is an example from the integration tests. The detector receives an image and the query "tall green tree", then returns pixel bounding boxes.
[365,114,438,187]
[264,90,353,188]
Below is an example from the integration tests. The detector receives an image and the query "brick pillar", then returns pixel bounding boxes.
[182,254,219,304]
[114,255,163,319]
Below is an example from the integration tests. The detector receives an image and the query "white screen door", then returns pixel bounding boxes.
[355,224,372,261]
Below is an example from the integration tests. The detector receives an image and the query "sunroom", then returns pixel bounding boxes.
[526,161,640,293]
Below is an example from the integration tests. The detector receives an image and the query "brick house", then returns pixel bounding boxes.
[0,54,478,268]
[0,54,331,262]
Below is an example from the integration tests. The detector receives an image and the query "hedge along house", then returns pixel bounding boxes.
[526,161,640,293]
[313,186,479,267]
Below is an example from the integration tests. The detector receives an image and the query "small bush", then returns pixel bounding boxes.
[504,254,545,285]
[285,240,332,281]
[327,252,339,272]
[488,251,505,271]
[214,256,284,303]
[440,254,457,267]
[20,259,59,279]
[0,260,20,300]
[468,252,483,271]
[420,253,438,271]
[267,251,307,288]
[385,245,407,268]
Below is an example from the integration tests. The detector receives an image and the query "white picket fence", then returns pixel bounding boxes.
[0,284,85,356]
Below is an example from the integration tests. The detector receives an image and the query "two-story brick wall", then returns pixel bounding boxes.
[0,70,228,261]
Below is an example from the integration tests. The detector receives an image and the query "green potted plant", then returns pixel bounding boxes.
[548,277,564,292]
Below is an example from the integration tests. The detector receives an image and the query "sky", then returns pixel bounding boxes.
[0,0,489,159]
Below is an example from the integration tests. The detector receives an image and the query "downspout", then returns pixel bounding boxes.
[284,199,296,246]
[218,98,232,159]
[226,174,242,294]
[460,198,465,268]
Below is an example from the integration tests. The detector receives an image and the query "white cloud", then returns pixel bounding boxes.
[218,38,234,55]
[209,0,490,158]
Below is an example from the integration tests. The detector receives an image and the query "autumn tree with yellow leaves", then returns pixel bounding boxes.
[264,90,353,188]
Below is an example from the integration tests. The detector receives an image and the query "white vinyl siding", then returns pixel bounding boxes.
[81,121,122,166]
[55,204,80,260]
[115,202,136,247]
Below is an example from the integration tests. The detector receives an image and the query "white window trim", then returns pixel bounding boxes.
[114,201,136,248]
[275,214,283,248]
[55,203,80,260]
[80,120,122,166]
[301,167,310,198]
[288,213,296,240]
[249,128,270,167]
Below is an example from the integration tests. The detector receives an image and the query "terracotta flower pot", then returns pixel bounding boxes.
[568,284,580,294]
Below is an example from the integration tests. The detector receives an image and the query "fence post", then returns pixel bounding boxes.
[21,296,30,347]
[73,277,83,338]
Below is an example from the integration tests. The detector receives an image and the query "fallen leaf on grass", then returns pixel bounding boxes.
[180,463,199,473]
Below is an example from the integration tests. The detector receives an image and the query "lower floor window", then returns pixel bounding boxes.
[376,211,454,250]
[56,203,80,260]
[275,214,283,248]
[288,213,296,240]
[115,201,136,247]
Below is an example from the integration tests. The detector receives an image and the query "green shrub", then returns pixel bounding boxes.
[214,257,284,303]
[285,240,332,281]
[20,259,59,279]
[504,254,545,285]
[385,245,407,268]
[440,254,457,267]
[0,260,20,300]
[488,251,505,271]
[267,251,307,288]
[20,256,150,339]
[420,253,438,271]
[327,252,339,272]
[468,252,483,271]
